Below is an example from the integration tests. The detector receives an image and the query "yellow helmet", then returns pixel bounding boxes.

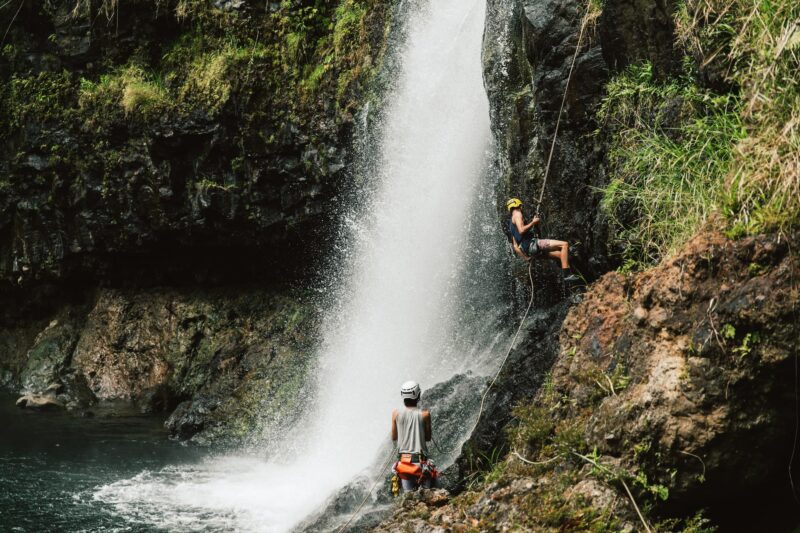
[506,198,522,211]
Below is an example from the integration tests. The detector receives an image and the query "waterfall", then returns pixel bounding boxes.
[307,0,492,473]
[92,0,496,530]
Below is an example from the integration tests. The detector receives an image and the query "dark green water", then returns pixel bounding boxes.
[0,395,206,532]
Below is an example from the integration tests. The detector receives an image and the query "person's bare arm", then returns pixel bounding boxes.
[392,409,398,441]
[512,240,529,262]
[422,410,432,442]
[513,211,537,235]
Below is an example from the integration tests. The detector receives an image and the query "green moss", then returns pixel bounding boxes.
[2,70,77,135]
[179,42,269,114]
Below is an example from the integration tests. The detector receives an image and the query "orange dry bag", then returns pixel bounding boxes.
[394,460,422,480]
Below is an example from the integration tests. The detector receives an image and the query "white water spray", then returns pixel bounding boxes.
[93,0,492,530]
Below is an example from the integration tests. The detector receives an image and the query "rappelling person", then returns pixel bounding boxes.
[391,381,438,493]
[505,198,580,284]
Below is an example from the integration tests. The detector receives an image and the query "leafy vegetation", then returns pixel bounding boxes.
[2,71,77,135]
[598,62,744,268]
[599,0,799,268]
[1,0,388,141]
[676,0,800,235]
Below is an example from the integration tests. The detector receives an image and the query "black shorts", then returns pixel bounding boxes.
[525,238,556,257]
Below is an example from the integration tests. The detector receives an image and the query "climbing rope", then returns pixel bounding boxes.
[335,445,398,533]
[464,260,535,445]
[535,7,591,214]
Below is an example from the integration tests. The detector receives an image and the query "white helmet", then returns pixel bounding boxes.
[400,380,421,400]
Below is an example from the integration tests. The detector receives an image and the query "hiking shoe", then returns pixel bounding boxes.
[563,274,580,284]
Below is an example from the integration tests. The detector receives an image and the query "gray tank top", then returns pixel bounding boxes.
[396,408,428,456]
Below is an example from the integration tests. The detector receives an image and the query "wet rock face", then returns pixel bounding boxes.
[556,232,800,515]
[451,300,572,488]
[483,0,682,281]
[19,319,79,395]
[0,0,363,287]
[598,0,680,75]
[483,0,610,281]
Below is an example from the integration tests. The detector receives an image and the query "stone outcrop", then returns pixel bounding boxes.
[2,286,318,444]
[16,393,64,411]
[556,231,800,517]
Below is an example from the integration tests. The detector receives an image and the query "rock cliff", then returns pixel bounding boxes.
[0,0,389,285]
[0,0,391,443]
[377,232,799,531]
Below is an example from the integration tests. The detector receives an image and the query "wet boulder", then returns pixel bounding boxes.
[19,318,80,395]
[165,399,215,441]
[16,394,64,410]
[57,371,97,409]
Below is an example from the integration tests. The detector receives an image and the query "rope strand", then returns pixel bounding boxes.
[535,8,590,214]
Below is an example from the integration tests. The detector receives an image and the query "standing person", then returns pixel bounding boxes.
[505,198,579,283]
[391,381,437,492]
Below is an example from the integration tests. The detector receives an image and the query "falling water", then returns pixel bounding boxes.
[92,0,496,530]
[308,0,492,469]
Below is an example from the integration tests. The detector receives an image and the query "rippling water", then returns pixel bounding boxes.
[0,395,207,532]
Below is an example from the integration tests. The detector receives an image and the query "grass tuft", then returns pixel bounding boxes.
[599,0,799,268]
[79,65,170,120]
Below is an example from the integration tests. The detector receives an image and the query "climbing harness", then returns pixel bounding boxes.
[392,453,439,488]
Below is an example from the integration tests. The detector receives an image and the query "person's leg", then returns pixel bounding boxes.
[541,240,568,268]
[400,478,417,492]
[554,241,570,268]
[544,241,579,284]
[421,477,434,489]
[547,251,561,263]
